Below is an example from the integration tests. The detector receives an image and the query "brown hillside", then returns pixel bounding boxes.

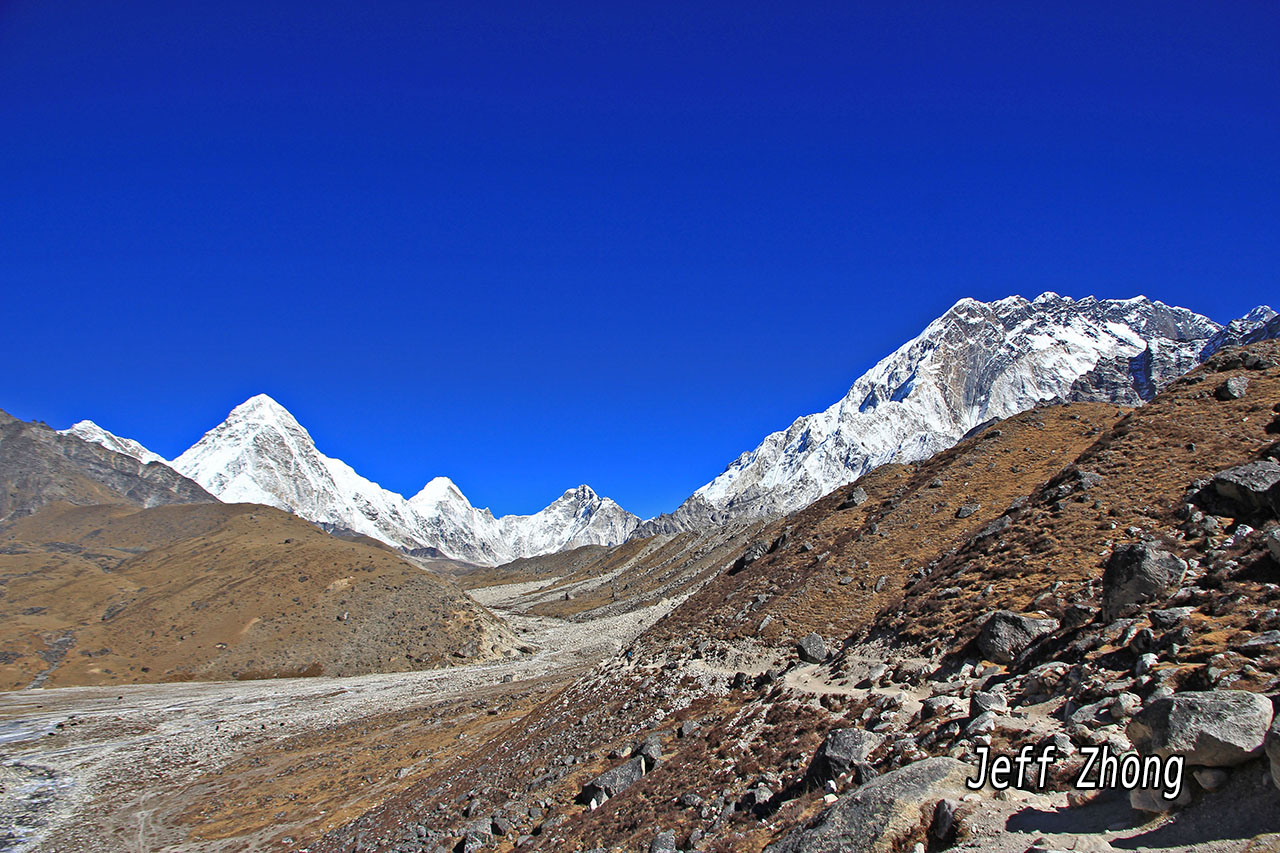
[0,501,513,689]
[640,401,1123,655]
[882,340,1280,673]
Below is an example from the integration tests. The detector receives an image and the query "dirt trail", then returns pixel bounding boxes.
[0,581,674,852]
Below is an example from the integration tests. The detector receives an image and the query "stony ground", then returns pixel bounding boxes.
[0,581,678,853]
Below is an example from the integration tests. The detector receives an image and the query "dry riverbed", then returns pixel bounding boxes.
[0,581,675,852]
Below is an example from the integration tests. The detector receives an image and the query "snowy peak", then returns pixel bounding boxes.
[59,420,167,466]
[636,293,1276,536]
[170,395,638,565]
[409,476,472,510]
[224,393,306,430]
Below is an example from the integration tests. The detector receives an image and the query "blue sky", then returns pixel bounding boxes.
[1,2,1276,518]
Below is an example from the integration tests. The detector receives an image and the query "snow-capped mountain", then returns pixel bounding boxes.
[634,293,1277,536]
[59,420,168,466]
[167,394,638,564]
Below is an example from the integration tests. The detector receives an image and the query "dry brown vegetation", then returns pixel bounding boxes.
[0,501,512,689]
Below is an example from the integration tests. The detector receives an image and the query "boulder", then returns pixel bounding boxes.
[1215,376,1250,400]
[975,610,1059,664]
[839,487,869,509]
[1266,712,1280,789]
[969,691,1008,717]
[766,758,978,853]
[634,734,663,770]
[1267,530,1280,563]
[810,728,887,780]
[798,632,828,664]
[1211,459,1280,516]
[1127,690,1274,767]
[956,503,980,519]
[1102,544,1187,620]
[649,830,677,853]
[581,755,646,804]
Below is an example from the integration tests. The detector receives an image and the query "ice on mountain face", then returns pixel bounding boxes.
[171,395,639,565]
[634,294,1277,537]
[60,420,167,466]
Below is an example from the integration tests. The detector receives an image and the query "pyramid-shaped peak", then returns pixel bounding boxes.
[409,476,471,507]
[225,394,302,426]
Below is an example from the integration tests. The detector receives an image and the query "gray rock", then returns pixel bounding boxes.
[1131,783,1193,813]
[1192,767,1229,792]
[1238,631,1280,656]
[1267,531,1280,562]
[678,720,701,739]
[812,728,887,779]
[798,632,828,664]
[956,503,980,519]
[931,798,960,841]
[581,755,646,803]
[1110,692,1142,720]
[1102,544,1187,620]
[1211,459,1280,516]
[635,734,663,770]
[969,691,1008,717]
[1127,690,1274,767]
[840,487,869,509]
[920,696,967,721]
[975,610,1059,664]
[766,758,977,853]
[874,575,888,593]
[964,710,997,736]
[1149,607,1195,630]
[1266,711,1280,789]
[1215,376,1249,400]
[649,830,677,853]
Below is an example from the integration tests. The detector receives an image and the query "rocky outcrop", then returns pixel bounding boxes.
[809,729,886,781]
[0,410,214,522]
[1210,459,1280,517]
[975,610,1059,664]
[1127,690,1274,767]
[797,633,828,664]
[580,756,646,805]
[1102,544,1187,620]
[766,758,977,853]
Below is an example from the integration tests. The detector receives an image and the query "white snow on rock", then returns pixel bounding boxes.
[63,293,1278,559]
[167,395,638,565]
[634,293,1276,535]
[59,420,168,466]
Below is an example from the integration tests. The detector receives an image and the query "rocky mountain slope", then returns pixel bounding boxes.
[76,393,639,565]
[637,294,1276,536]
[0,409,213,522]
[60,419,168,465]
[306,340,1280,853]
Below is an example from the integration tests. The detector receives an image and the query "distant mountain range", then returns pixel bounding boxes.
[59,293,1277,562]
[64,394,639,565]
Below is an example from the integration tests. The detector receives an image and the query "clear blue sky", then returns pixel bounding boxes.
[2,2,1276,518]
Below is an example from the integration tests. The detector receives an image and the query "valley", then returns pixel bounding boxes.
[1,297,1279,853]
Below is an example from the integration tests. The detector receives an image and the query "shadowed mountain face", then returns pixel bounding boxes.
[0,409,214,522]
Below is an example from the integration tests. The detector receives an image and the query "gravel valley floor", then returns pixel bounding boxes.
[0,581,675,853]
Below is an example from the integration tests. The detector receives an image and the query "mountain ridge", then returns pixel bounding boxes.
[632,292,1277,536]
